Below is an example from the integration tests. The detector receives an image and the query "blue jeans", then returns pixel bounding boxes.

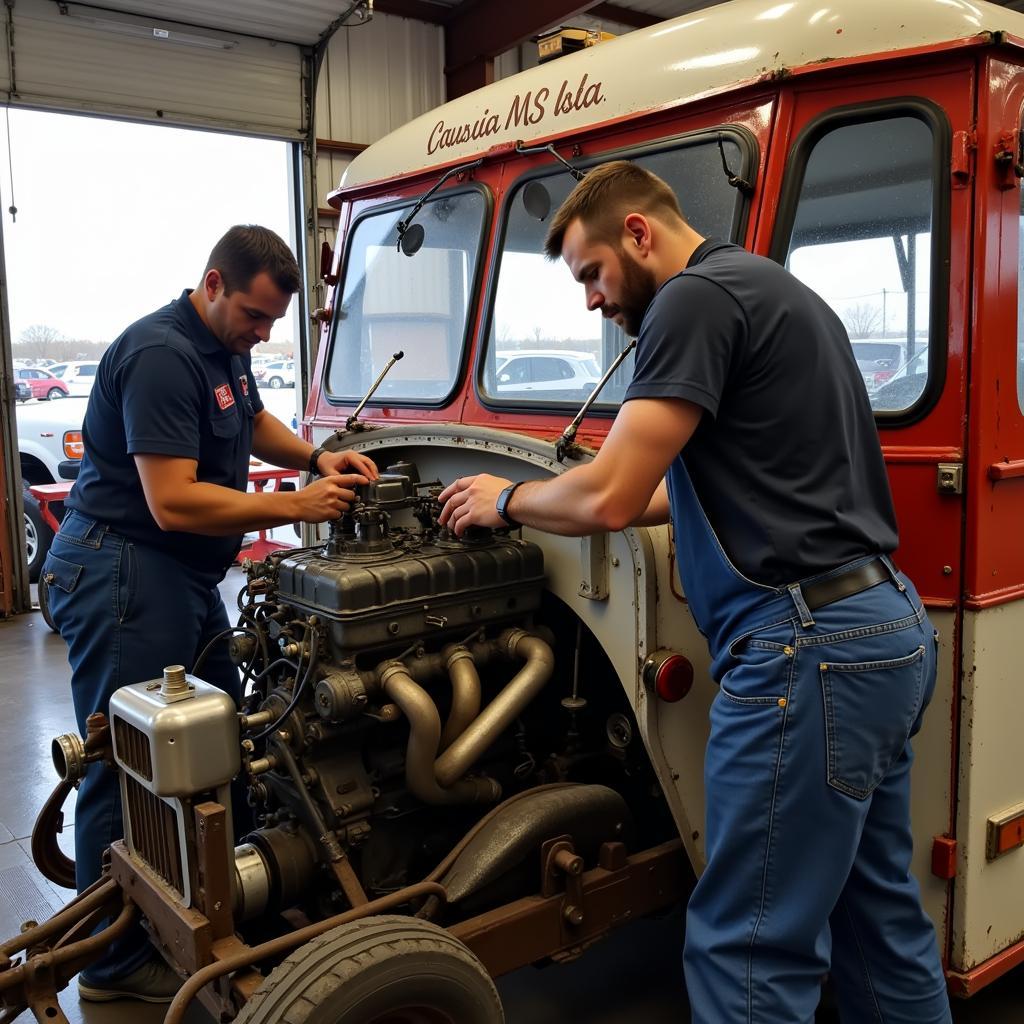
[43,511,238,982]
[683,564,951,1023]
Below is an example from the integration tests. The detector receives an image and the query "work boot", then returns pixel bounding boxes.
[77,959,182,1003]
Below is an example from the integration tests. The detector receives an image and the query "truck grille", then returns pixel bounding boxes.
[124,774,184,897]
[113,716,153,781]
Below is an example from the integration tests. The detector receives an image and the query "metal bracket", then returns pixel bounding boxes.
[578,534,609,601]
[541,835,585,927]
[937,463,964,495]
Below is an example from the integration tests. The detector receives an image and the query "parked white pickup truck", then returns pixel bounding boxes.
[15,396,87,579]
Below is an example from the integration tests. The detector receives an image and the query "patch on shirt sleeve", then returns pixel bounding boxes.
[239,374,249,397]
[214,383,235,410]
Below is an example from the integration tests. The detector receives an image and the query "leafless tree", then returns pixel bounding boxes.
[20,324,62,347]
[842,302,883,339]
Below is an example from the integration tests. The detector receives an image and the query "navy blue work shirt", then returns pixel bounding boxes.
[67,290,265,572]
[624,240,898,586]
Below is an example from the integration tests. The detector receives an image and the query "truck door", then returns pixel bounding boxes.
[762,66,975,953]
[942,52,1024,990]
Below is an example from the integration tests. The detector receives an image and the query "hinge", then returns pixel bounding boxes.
[937,462,964,495]
[951,129,977,189]
[993,129,1024,191]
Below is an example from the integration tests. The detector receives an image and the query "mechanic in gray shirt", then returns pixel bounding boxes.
[439,161,950,1024]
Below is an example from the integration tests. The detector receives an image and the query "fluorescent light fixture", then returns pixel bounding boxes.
[59,5,239,51]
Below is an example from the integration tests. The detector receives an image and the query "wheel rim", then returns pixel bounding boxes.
[24,512,38,564]
[271,377,282,388]
[48,388,62,399]
[370,1009,456,1024]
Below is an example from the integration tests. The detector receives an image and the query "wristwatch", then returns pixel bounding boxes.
[495,481,524,527]
[308,445,329,476]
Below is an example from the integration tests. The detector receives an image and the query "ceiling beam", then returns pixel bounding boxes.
[372,0,451,25]
[445,0,605,72]
[589,3,663,29]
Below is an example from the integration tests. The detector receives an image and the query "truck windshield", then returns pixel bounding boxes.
[325,187,487,404]
[480,135,749,408]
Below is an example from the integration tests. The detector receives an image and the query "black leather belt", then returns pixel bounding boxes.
[801,558,893,612]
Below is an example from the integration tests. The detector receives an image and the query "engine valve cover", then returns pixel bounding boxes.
[276,534,545,652]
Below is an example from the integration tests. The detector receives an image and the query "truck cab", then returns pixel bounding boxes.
[305,0,1024,996]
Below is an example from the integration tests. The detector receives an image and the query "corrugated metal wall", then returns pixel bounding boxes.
[315,13,443,246]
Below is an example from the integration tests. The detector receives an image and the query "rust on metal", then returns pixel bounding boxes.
[163,881,447,1024]
[450,839,688,978]
[0,879,118,962]
[193,803,234,940]
[0,903,135,1019]
[108,843,213,975]
[330,852,370,908]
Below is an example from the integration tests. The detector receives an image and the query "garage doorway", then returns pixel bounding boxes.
[0,108,301,611]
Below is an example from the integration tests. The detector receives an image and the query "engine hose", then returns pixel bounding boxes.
[30,777,76,889]
[250,628,320,742]
[433,629,555,788]
[439,645,481,751]
[379,662,502,805]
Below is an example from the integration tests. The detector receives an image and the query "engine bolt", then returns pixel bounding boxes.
[563,905,584,926]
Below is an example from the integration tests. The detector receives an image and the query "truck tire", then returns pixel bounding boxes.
[23,489,54,583]
[235,915,504,1024]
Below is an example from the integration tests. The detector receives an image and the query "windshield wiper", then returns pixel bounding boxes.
[514,142,585,221]
[555,339,637,463]
[345,350,404,431]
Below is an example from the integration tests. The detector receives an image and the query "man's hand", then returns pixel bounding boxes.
[438,474,512,535]
[293,473,369,523]
[316,449,379,481]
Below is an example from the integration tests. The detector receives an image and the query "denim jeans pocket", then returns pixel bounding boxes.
[721,620,796,705]
[819,643,927,799]
[44,552,83,594]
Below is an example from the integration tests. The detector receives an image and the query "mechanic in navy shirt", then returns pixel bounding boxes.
[440,163,951,1024]
[43,225,376,1005]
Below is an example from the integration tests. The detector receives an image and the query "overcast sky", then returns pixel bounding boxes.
[0,108,297,346]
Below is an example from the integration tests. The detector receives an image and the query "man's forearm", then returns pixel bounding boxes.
[145,480,300,536]
[251,410,312,471]
[506,465,643,536]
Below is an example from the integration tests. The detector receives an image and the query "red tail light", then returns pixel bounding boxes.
[642,650,694,702]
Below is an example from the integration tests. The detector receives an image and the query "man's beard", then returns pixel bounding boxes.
[614,248,658,337]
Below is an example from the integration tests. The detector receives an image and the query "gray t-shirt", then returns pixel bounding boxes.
[624,240,897,586]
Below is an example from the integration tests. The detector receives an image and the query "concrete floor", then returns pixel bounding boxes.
[1,574,1022,1022]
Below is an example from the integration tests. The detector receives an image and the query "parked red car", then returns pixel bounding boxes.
[14,367,69,400]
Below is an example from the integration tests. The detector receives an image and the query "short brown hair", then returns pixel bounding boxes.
[543,161,686,260]
[204,225,301,295]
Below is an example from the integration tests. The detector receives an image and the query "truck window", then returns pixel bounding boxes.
[480,134,751,408]
[779,111,941,417]
[324,187,488,405]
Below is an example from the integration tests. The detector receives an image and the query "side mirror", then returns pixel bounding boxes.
[522,180,552,221]
[400,223,425,257]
